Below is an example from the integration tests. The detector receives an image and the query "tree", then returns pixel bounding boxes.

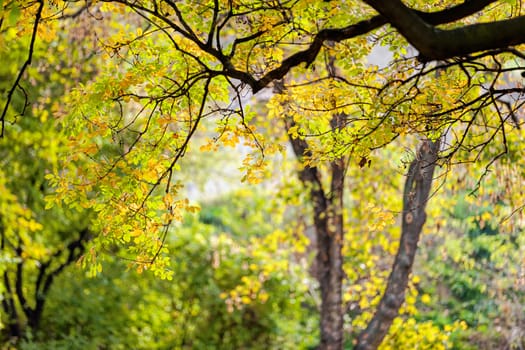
[0,61,92,345]
[414,152,525,349]
[0,4,98,342]
[2,1,525,349]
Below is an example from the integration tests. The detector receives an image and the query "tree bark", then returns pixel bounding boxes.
[355,139,440,350]
[321,157,345,350]
[284,116,346,350]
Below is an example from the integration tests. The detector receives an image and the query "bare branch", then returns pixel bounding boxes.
[1,0,44,137]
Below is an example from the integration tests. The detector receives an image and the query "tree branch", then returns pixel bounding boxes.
[355,138,440,350]
[28,229,90,330]
[14,240,30,315]
[252,0,496,92]
[364,0,525,61]
[1,0,44,137]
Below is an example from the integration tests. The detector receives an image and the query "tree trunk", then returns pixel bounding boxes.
[319,158,345,350]
[316,160,345,350]
[355,139,440,350]
[285,117,346,350]
[2,272,22,339]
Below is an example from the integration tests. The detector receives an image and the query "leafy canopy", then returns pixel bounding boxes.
[2,0,524,277]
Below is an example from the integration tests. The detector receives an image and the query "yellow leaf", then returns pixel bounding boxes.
[130,229,142,237]
[258,292,269,303]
